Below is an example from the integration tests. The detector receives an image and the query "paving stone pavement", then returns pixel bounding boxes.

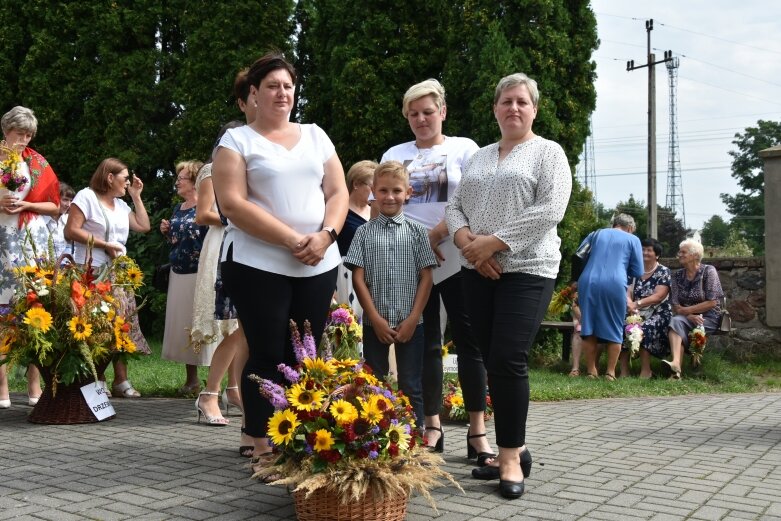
[1,392,780,520]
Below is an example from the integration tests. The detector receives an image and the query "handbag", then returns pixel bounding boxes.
[718,296,732,334]
[700,268,731,334]
[571,229,600,281]
[153,263,171,292]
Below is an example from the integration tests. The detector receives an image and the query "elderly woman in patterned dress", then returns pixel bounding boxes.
[446,73,572,499]
[621,238,672,378]
[663,238,723,380]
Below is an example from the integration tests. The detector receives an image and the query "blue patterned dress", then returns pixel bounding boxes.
[627,265,672,357]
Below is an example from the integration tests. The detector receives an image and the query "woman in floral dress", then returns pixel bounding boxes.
[623,238,672,378]
[0,106,60,409]
[160,160,208,394]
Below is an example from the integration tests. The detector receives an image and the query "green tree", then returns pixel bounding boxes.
[171,1,295,160]
[700,215,730,248]
[720,230,753,257]
[721,119,781,255]
[613,196,687,256]
[295,0,451,167]
[442,0,598,164]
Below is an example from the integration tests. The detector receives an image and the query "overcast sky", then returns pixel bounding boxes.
[584,0,781,230]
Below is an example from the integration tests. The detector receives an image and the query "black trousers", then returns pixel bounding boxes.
[221,248,337,438]
[422,270,487,416]
[462,268,554,448]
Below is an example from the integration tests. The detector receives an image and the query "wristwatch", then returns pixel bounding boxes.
[322,226,338,243]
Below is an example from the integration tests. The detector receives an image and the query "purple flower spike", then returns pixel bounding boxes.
[278,363,301,383]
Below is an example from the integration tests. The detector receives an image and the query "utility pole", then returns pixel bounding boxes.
[627,19,674,239]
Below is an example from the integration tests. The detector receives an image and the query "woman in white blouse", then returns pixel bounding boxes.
[446,73,572,499]
[65,158,152,397]
[211,52,348,471]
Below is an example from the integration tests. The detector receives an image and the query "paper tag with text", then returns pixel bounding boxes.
[80,380,116,421]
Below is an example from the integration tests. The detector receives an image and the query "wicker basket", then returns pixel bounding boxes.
[293,486,409,521]
[28,362,115,425]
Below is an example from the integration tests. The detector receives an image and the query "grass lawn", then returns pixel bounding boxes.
[7,339,781,401]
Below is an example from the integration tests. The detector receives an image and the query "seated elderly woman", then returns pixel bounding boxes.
[664,238,724,380]
[622,238,672,379]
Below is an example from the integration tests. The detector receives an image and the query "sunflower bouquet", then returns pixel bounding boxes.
[442,380,493,422]
[689,324,707,366]
[321,303,362,359]
[0,237,144,394]
[251,319,458,507]
[548,283,576,318]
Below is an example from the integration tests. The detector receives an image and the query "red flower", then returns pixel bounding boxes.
[388,443,399,457]
[379,418,390,430]
[26,291,38,305]
[71,280,86,309]
[95,281,112,294]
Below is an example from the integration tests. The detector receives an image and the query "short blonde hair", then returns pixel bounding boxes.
[402,79,446,118]
[679,238,704,261]
[493,73,540,107]
[175,160,204,183]
[374,160,409,185]
[346,160,378,193]
[1,106,38,136]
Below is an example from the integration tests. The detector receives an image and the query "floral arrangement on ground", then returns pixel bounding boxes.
[0,238,143,392]
[442,378,493,422]
[251,319,460,507]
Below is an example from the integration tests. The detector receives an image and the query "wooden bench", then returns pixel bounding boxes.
[539,320,575,362]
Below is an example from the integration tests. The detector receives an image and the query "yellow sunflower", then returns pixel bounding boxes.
[267,409,300,446]
[385,423,411,450]
[287,383,324,411]
[68,316,93,340]
[355,370,379,386]
[302,357,335,376]
[23,308,53,332]
[329,399,359,425]
[450,394,464,407]
[313,428,334,451]
[0,333,14,354]
[126,267,144,287]
[359,399,384,425]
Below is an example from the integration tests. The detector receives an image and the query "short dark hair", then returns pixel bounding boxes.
[641,238,663,258]
[247,51,296,88]
[89,158,128,195]
[233,68,251,103]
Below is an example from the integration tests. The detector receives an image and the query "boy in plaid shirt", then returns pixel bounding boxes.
[344,161,437,425]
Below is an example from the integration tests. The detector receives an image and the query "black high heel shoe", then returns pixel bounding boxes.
[424,426,444,453]
[471,447,532,480]
[499,478,525,499]
[467,432,497,466]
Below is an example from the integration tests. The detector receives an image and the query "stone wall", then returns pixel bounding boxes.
[661,256,780,359]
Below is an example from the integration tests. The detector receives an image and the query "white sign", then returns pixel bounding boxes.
[443,354,458,374]
[80,380,116,420]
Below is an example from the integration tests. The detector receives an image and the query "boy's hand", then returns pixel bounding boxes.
[394,317,417,344]
[373,318,397,345]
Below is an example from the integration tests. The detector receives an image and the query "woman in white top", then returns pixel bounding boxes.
[212,52,348,467]
[446,73,572,499]
[381,79,489,458]
[65,158,152,397]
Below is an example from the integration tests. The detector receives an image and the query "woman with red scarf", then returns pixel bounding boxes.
[0,106,61,409]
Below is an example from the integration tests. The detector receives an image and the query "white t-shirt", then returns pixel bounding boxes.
[71,188,131,267]
[218,123,341,277]
[381,136,479,283]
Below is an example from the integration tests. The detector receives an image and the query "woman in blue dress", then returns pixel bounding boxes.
[577,213,643,380]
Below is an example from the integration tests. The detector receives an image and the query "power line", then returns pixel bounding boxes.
[678,75,781,107]
[652,48,781,89]
[656,21,781,56]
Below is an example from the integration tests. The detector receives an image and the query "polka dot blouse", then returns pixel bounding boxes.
[445,136,572,279]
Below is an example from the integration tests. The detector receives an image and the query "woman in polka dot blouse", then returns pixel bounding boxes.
[445,72,572,500]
